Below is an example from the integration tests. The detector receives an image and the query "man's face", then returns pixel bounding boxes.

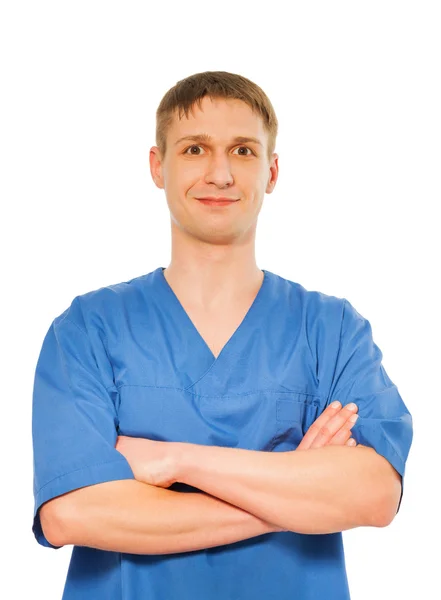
[150,96,278,245]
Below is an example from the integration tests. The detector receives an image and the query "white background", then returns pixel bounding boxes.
[1,1,439,598]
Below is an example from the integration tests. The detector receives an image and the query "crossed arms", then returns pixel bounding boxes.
[40,401,402,553]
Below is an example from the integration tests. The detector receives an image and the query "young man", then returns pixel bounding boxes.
[32,71,413,599]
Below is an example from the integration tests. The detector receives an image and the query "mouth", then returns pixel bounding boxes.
[197,197,239,206]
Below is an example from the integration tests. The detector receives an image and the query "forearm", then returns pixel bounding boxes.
[59,479,281,554]
[176,444,399,534]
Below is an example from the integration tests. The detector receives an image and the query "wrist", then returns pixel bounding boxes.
[171,441,196,483]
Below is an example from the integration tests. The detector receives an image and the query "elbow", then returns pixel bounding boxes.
[367,506,393,529]
[362,501,393,529]
[39,500,69,547]
[364,471,403,528]
[357,447,403,528]
[379,487,402,528]
[380,467,403,527]
[46,525,66,548]
[371,504,397,528]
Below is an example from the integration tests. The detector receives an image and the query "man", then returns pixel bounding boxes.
[32,71,413,599]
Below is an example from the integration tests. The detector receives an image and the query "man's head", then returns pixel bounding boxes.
[150,71,279,246]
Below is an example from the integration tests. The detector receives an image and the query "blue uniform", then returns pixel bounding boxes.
[32,267,413,599]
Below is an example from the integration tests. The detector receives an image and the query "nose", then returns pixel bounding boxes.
[204,152,234,188]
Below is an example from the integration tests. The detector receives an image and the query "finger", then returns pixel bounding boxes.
[309,403,358,449]
[297,401,340,450]
[327,419,357,446]
[346,438,357,447]
[298,401,344,450]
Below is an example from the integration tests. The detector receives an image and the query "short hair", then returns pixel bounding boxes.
[155,70,278,163]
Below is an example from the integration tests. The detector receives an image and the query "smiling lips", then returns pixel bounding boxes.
[197,197,239,206]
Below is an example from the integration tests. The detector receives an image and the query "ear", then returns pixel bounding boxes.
[266,153,279,194]
[149,146,164,190]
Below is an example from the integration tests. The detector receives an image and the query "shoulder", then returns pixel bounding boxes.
[270,270,347,325]
[270,270,372,344]
[53,271,154,334]
[276,272,372,349]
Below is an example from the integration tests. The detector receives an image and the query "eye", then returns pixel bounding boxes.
[183,145,254,156]
[184,145,206,155]
[233,146,254,156]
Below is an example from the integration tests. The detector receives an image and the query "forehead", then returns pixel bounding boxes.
[168,96,267,143]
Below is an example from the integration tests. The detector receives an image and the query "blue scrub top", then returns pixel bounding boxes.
[32,267,413,600]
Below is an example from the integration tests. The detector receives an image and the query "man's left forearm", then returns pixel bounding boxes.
[174,443,401,535]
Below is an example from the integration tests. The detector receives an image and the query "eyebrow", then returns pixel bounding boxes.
[174,134,263,147]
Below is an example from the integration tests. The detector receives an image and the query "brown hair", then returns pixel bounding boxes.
[155,71,278,163]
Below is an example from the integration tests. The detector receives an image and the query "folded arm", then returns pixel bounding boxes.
[41,479,283,552]
[173,443,402,534]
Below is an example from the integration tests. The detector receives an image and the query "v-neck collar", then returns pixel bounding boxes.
[154,266,270,366]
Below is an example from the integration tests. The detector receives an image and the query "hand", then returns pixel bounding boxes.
[115,435,179,488]
[296,401,359,451]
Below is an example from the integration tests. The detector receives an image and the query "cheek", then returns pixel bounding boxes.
[168,165,199,195]
[240,165,266,188]
[255,168,270,188]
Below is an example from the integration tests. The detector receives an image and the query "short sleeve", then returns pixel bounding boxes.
[327,299,413,514]
[32,298,135,548]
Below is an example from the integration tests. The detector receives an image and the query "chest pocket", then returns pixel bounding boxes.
[271,393,321,451]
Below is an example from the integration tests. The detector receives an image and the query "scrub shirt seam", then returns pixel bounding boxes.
[64,316,87,336]
[119,551,125,600]
[332,383,400,403]
[100,329,119,394]
[36,458,130,494]
[65,315,120,399]
[116,383,321,403]
[325,298,347,405]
